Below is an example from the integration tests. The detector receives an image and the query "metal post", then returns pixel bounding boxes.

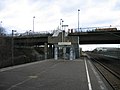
[62,20,64,30]
[11,30,16,65]
[0,21,2,27]
[63,47,66,60]
[60,19,63,42]
[78,9,80,32]
[11,30,14,65]
[44,43,48,59]
[49,45,53,59]
[60,19,62,30]
[33,16,35,33]
[70,47,73,60]
[54,46,58,60]
[61,20,64,42]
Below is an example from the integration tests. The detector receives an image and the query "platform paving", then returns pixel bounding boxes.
[0,58,113,90]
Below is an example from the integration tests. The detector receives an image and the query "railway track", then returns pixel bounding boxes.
[87,54,120,90]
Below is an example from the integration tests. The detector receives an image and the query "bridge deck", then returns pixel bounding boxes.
[0,58,113,90]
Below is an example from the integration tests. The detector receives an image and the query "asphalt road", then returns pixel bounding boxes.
[0,58,113,90]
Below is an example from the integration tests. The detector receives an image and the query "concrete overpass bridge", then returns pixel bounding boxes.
[69,30,120,44]
[14,35,49,46]
[14,30,120,60]
[14,30,120,46]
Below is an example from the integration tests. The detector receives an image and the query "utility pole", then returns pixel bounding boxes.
[0,21,2,27]
[33,16,35,33]
[60,19,62,30]
[60,19,64,42]
[78,9,80,32]
[11,30,16,65]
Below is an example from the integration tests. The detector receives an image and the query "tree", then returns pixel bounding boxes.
[0,27,6,36]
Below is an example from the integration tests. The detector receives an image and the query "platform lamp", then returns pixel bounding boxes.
[33,16,35,33]
[11,30,16,65]
[78,9,80,32]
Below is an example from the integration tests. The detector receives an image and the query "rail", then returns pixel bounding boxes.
[87,53,120,90]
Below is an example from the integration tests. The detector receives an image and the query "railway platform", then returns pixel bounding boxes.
[0,58,113,90]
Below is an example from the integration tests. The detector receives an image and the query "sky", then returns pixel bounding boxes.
[0,0,120,33]
[0,0,120,50]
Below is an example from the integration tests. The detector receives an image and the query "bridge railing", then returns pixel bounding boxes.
[6,30,54,37]
[68,28,96,33]
[68,26,120,33]
[5,26,120,37]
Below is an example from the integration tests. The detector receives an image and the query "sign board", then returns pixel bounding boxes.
[62,25,68,27]
[58,42,71,45]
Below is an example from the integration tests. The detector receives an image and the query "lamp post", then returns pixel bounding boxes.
[78,9,80,32]
[60,19,64,42]
[60,19,64,30]
[60,19,62,30]
[62,20,64,30]
[33,16,35,33]
[0,21,2,27]
[61,20,64,42]
[11,30,16,65]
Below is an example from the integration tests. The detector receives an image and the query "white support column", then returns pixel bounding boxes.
[73,47,75,60]
[63,47,66,60]
[44,43,48,60]
[49,45,53,59]
[54,46,58,60]
[70,47,73,60]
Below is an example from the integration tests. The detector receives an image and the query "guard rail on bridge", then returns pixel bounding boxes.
[10,30,120,46]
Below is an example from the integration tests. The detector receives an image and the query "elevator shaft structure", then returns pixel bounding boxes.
[48,30,80,60]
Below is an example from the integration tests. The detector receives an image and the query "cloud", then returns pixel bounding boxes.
[0,0,7,11]
[79,0,120,27]
[0,0,120,33]
[113,0,120,10]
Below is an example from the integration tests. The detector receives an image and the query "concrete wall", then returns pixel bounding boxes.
[48,32,79,44]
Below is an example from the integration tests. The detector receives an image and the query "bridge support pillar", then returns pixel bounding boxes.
[70,47,73,60]
[49,44,53,59]
[63,47,66,60]
[54,45,58,60]
[44,43,48,59]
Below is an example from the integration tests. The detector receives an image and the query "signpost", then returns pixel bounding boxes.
[62,25,68,27]
[58,42,71,46]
